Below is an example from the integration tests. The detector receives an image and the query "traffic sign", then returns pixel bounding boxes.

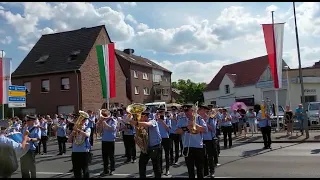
[8,85,26,108]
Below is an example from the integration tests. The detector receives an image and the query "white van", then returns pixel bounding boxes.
[145,102,167,113]
[307,102,320,125]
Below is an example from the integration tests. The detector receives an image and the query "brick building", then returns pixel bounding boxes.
[11,25,172,116]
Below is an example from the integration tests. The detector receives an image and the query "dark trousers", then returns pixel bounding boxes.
[212,138,219,165]
[139,145,162,178]
[232,122,238,135]
[216,129,221,155]
[160,138,171,172]
[179,138,183,155]
[203,140,215,176]
[20,150,36,178]
[183,147,204,178]
[123,135,136,161]
[38,136,48,154]
[89,127,95,147]
[222,126,233,148]
[169,133,180,163]
[57,136,67,154]
[261,126,272,148]
[72,152,90,178]
[102,141,115,173]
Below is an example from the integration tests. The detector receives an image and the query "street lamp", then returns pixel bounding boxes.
[284,66,291,108]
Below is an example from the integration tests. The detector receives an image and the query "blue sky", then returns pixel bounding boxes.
[0,2,319,83]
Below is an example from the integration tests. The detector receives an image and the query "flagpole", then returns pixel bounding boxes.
[293,2,308,137]
[1,50,4,120]
[271,11,280,131]
[103,37,110,110]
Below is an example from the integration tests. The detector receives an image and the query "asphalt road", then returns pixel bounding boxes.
[11,140,320,178]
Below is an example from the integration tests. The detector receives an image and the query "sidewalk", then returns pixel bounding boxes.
[234,131,320,143]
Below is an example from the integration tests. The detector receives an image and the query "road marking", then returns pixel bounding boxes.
[35,172,233,178]
[38,155,70,157]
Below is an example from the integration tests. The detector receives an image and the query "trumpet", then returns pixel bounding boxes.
[183,101,199,158]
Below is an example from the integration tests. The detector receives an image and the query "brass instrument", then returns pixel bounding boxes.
[126,103,148,153]
[73,110,89,145]
[209,110,219,119]
[96,109,111,134]
[261,98,272,119]
[183,101,199,157]
[224,112,231,121]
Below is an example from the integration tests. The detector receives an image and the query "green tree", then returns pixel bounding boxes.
[172,79,207,104]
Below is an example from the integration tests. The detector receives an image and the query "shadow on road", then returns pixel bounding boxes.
[310,149,320,154]
[218,142,304,168]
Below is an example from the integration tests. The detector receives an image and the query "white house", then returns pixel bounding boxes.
[203,55,270,107]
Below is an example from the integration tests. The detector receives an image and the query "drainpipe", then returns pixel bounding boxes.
[75,70,80,111]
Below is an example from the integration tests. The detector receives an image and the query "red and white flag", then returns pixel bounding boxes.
[0,57,12,104]
[262,23,285,89]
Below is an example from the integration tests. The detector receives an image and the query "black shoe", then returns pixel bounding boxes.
[68,169,73,172]
[208,173,215,178]
[57,153,63,155]
[124,159,131,163]
[100,171,108,176]
[165,171,170,176]
[132,159,136,163]
[109,171,114,175]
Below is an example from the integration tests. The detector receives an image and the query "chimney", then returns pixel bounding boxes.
[123,48,134,55]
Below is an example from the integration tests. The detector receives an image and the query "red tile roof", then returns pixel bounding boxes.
[204,55,269,92]
[226,73,237,83]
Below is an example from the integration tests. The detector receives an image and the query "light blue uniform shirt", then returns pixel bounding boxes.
[40,122,48,136]
[88,116,96,128]
[101,118,118,142]
[220,114,232,127]
[177,115,208,148]
[57,123,67,137]
[123,123,136,136]
[257,112,271,127]
[246,112,256,124]
[72,126,91,152]
[21,126,41,151]
[147,119,162,147]
[170,116,178,134]
[158,118,171,138]
[0,134,23,155]
[203,118,214,140]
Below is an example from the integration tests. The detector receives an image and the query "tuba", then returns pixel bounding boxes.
[126,103,148,153]
[73,110,89,145]
[261,98,272,119]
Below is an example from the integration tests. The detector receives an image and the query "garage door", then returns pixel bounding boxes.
[57,105,75,115]
[263,90,287,107]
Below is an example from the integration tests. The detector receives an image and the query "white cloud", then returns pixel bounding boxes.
[0,36,12,44]
[154,59,232,83]
[123,2,137,7]
[136,23,149,31]
[125,14,137,24]
[266,5,278,12]
[17,43,35,52]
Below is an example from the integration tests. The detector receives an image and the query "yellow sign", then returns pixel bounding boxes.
[8,90,26,97]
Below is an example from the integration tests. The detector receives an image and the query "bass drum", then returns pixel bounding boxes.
[7,132,30,158]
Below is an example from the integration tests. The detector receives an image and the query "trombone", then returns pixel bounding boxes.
[183,101,198,158]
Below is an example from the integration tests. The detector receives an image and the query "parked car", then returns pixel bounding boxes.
[270,105,285,128]
[306,102,320,125]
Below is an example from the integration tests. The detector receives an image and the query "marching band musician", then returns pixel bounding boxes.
[198,105,215,178]
[87,110,96,147]
[129,108,162,178]
[55,117,67,155]
[20,115,41,178]
[0,120,29,178]
[169,106,181,166]
[121,112,137,164]
[211,109,220,167]
[9,117,21,132]
[37,117,48,155]
[176,104,208,179]
[98,110,117,176]
[68,114,91,178]
[156,107,171,176]
[220,108,233,149]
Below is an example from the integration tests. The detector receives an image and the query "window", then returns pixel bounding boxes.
[35,55,49,63]
[24,82,31,94]
[61,78,70,90]
[225,85,230,94]
[134,86,139,95]
[302,95,316,103]
[153,74,162,82]
[133,71,138,78]
[68,50,81,62]
[143,87,150,95]
[142,73,149,80]
[41,79,50,92]
[162,88,169,95]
